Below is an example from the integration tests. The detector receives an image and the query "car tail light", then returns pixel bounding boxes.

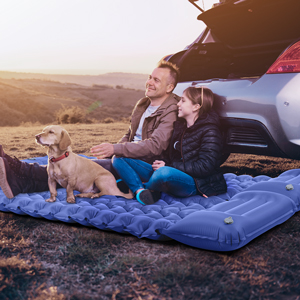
[267,41,300,74]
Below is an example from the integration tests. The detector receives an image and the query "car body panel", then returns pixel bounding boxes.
[173,72,300,159]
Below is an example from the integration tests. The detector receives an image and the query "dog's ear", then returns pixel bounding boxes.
[59,129,72,150]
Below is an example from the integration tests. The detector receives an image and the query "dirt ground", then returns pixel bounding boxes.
[0,123,299,300]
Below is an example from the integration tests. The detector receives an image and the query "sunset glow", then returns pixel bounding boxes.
[0,0,217,74]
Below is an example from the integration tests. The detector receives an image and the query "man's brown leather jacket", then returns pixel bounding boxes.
[113,93,179,163]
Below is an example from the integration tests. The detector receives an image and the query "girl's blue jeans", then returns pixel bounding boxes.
[112,157,198,198]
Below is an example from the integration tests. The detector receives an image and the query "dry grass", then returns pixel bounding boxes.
[0,123,128,160]
[0,123,300,299]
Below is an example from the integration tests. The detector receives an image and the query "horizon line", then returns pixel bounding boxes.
[0,69,149,76]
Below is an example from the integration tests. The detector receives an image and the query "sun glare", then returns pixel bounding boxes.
[0,0,214,73]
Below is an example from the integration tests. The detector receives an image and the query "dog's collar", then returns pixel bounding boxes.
[50,151,69,163]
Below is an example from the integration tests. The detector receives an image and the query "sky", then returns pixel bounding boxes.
[0,0,218,75]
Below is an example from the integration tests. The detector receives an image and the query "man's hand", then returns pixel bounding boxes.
[152,160,165,171]
[90,143,114,159]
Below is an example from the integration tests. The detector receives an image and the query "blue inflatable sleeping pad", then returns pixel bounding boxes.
[0,155,299,252]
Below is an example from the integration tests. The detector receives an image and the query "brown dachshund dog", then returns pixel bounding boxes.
[35,125,133,203]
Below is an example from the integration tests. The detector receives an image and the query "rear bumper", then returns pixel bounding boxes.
[173,73,300,159]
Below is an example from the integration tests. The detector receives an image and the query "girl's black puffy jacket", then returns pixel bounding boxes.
[166,110,227,197]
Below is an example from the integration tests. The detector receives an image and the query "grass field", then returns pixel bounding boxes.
[0,123,300,300]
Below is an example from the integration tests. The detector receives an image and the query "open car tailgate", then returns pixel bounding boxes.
[198,0,300,49]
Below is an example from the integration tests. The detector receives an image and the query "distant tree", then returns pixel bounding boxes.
[102,117,114,123]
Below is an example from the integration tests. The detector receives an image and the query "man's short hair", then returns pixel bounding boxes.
[157,60,180,89]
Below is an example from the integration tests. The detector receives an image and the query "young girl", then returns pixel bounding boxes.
[112,86,227,205]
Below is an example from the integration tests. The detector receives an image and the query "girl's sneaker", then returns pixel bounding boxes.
[136,189,161,205]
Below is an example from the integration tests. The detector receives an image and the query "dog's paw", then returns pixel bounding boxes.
[67,197,76,204]
[91,193,101,199]
[76,193,94,198]
[46,198,56,202]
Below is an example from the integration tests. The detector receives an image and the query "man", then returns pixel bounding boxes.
[0,60,180,200]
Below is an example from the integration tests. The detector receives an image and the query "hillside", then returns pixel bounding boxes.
[0,71,148,90]
[0,77,145,126]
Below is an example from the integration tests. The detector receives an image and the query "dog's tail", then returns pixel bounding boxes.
[121,190,134,199]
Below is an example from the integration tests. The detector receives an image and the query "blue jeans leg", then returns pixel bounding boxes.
[112,157,154,194]
[144,166,197,198]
